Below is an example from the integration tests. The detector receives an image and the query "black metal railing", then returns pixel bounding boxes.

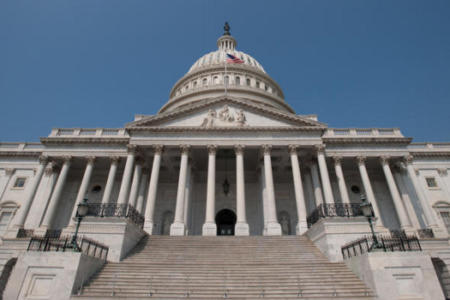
[307,203,364,227]
[341,233,422,259]
[27,235,109,260]
[417,228,434,238]
[44,229,62,239]
[85,203,144,228]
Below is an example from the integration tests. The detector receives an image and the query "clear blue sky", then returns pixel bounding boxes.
[1,0,449,142]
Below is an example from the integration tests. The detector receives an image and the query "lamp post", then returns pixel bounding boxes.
[71,198,89,251]
[359,194,383,251]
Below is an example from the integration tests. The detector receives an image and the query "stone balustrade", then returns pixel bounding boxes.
[324,128,403,138]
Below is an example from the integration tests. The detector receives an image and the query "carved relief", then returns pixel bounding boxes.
[200,106,247,127]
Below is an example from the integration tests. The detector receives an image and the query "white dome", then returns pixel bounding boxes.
[188,50,266,74]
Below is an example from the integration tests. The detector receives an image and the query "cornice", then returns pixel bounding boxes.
[127,126,325,133]
[40,137,130,145]
[0,151,42,158]
[409,152,450,158]
[322,137,413,144]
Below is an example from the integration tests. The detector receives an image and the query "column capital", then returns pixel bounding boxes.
[180,144,190,155]
[314,144,325,153]
[127,144,138,154]
[404,155,414,165]
[207,145,218,155]
[62,155,72,163]
[332,156,343,164]
[356,155,367,164]
[262,144,272,155]
[153,145,164,155]
[380,155,391,165]
[288,145,298,155]
[234,145,245,155]
[85,156,96,164]
[438,168,448,176]
[44,163,58,175]
[110,156,121,163]
[4,168,15,176]
[38,155,49,164]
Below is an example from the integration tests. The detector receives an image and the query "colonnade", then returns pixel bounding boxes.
[10,144,440,237]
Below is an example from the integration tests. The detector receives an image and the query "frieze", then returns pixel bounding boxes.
[200,105,246,127]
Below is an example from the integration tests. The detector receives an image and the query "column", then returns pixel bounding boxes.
[170,145,190,236]
[136,168,149,214]
[202,145,217,236]
[316,145,334,204]
[0,168,15,201]
[392,168,421,229]
[380,156,412,229]
[41,156,72,228]
[117,145,137,205]
[144,145,163,235]
[101,156,120,204]
[183,165,192,235]
[289,145,308,235]
[69,156,95,226]
[13,156,48,228]
[34,163,58,228]
[333,156,350,204]
[403,155,438,230]
[309,162,324,207]
[437,168,450,197]
[357,156,383,227]
[235,145,249,236]
[262,145,281,236]
[128,158,143,208]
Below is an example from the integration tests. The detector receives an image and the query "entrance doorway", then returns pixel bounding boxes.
[215,209,236,236]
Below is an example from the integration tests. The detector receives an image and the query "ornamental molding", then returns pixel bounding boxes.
[332,156,343,164]
[234,144,245,155]
[356,156,367,164]
[438,168,448,176]
[0,151,42,158]
[128,126,323,133]
[380,155,391,165]
[127,96,326,129]
[404,155,414,164]
[207,145,218,154]
[200,105,247,127]
[288,145,298,155]
[262,144,272,155]
[409,152,450,158]
[323,137,413,144]
[152,145,164,155]
[40,137,129,145]
[4,168,15,176]
[179,145,191,155]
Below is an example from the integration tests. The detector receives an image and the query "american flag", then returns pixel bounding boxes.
[226,53,244,64]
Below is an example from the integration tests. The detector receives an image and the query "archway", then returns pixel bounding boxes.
[215,209,236,236]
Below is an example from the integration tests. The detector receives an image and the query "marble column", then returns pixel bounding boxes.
[136,169,149,214]
[309,162,324,207]
[262,145,281,236]
[316,145,334,204]
[144,145,163,235]
[170,145,190,236]
[35,163,58,227]
[288,145,308,235]
[13,156,48,229]
[403,155,439,231]
[128,158,143,208]
[101,156,120,204]
[380,156,411,230]
[357,156,383,227]
[203,145,217,236]
[117,145,137,205]
[183,165,192,235]
[392,168,421,229]
[41,156,72,228]
[333,156,350,204]
[0,168,15,201]
[235,145,249,236]
[69,156,95,226]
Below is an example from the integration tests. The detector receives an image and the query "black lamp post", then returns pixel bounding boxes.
[359,194,383,251]
[71,198,89,251]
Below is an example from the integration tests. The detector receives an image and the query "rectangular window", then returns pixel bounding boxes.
[0,212,12,235]
[426,177,438,188]
[440,212,450,233]
[13,177,26,188]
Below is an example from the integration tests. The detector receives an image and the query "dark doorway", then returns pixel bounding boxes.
[215,209,236,236]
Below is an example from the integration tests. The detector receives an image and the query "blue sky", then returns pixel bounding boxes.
[1,0,449,142]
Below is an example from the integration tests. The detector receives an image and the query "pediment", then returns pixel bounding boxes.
[127,97,326,130]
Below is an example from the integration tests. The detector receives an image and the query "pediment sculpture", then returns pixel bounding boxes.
[201,105,246,127]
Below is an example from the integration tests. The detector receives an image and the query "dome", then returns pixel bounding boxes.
[159,24,293,114]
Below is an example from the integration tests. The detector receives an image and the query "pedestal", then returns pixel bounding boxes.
[170,222,185,236]
[264,222,282,236]
[295,220,308,235]
[143,222,154,235]
[202,223,217,236]
[235,222,249,236]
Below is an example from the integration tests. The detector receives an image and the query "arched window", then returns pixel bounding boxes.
[235,76,241,85]
[202,78,207,85]
[224,76,229,85]
[246,78,251,86]
[193,81,197,88]
[256,81,260,88]
[213,76,219,84]
[264,85,268,91]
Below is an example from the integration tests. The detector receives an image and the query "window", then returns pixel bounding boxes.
[426,177,438,188]
[264,85,268,91]
[351,185,361,194]
[202,78,207,85]
[13,177,26,188]
[256,81,260,88]
[224,76,229,85]
[246,78,251,86]
[91,185,102,193]
[213,76,219,84]
[193,81,197,87]
[235,76,240,85]
[0,211,12,236]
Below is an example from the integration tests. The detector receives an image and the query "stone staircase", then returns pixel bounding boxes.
[75,235,375,299]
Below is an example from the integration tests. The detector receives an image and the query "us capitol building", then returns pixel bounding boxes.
[1,25,450,300]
